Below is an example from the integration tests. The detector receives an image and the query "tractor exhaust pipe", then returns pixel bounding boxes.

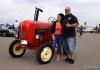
[34,7,43,21]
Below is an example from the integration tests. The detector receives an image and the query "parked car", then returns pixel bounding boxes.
[84,27,96,33]
[0,25,15,37]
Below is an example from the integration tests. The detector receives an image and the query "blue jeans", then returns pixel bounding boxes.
[52,35,62,54]
[62,37,76,54]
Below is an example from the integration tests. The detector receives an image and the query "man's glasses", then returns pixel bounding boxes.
[65,9,70,11]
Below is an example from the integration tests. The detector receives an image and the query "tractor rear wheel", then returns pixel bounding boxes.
[36,43,54,64]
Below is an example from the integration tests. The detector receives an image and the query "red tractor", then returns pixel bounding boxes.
[9,7,56,64]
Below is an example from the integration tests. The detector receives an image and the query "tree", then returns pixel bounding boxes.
[84,22,87,25]
[84,22,87,30]
[99,24,100,28]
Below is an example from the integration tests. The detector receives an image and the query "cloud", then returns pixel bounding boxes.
[0,0,100,27]
[65,0,100,26]
[0,0,65,23]
[69,0,100,4]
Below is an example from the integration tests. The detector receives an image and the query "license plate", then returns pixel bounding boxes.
[21,40,27,45]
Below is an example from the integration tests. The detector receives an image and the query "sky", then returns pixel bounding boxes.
[0,0,100,27]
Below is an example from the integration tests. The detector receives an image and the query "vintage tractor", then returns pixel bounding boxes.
[9,7,56,64]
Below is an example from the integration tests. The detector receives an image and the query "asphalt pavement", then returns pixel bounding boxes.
[0,33,100,70]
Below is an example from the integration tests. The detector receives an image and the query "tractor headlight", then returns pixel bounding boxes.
[21,40,27,45]
[36,35,39,39]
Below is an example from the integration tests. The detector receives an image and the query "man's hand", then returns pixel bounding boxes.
[66,23,72,28]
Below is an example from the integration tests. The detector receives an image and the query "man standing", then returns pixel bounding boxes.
[62,7,79,64]
[14,20,19,37]
[79,25,84,37]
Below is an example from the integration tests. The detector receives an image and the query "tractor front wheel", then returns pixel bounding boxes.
[36,43,54,64]
[9,40,26,58]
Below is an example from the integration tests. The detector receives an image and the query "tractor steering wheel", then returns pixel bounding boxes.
[48,17,57,24]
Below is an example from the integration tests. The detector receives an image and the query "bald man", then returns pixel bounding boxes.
[62,7,79,64]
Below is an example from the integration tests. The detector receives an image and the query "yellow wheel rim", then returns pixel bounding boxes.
[41,47,52,62]
[13,43,24,55]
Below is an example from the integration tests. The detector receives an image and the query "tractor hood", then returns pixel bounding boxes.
[18,20,51,44]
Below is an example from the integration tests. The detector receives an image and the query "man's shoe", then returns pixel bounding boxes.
[64,58,75,64]
[68,59,75,64]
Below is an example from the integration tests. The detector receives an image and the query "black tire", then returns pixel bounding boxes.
[36,43,54,64]
[9,40,26,58]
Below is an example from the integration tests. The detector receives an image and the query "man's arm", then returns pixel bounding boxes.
[66,23,79,28]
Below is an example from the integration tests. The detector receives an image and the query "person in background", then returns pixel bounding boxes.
[51,13,64,62]
[79,25,84,37]
[62,7,79,64]
[14,20,19,38]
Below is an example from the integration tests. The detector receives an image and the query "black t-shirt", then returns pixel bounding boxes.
[62,14,79,38]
